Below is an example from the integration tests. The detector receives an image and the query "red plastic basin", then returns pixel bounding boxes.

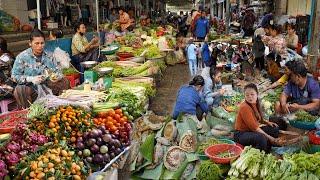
[205,144,243,164]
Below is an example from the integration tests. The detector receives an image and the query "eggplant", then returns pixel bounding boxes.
[96,129,103,137]
[98,126,106,134]
[96,137,104,146]
[83,149,91,157]
[90,129,99,138]
[90,144,100,154]
[86,138,96,147]
[86,156,93,163]
[115,148,122,155]
[93,154,104,164]
[83,132,90,140]
[102,134,112,143]
[103,153,110,163]
[100,145,108,154]
[109,152,115,159]
[113,139,121,148]
[77,151,83,156]
[76,142,85,150]
[77,136,84,142]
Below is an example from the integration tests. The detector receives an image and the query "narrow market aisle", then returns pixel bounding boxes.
[149,64,191,116]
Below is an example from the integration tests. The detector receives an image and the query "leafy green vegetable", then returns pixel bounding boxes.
[62,67,78,76]
[197,160,222,180]
[295,110,319,122]
[139,133,155,162]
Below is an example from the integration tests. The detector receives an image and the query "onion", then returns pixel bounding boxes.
[96,138,104,146]
[76,142,85,150]
[102,134,112,143]
[90,144,100,154]
[90,129,99,138]
[93,154,104,164]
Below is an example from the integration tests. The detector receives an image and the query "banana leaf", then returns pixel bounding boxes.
[139,133,155,162]
[140,163,164,180]
[161,160,189,180]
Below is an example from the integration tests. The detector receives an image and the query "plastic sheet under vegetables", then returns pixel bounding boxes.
[36,95,91,110]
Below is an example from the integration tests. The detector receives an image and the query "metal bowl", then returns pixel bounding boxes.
[80,61,98,68]
[96,67,114,75]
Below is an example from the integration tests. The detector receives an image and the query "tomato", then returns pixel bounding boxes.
[107,116,113,122]
[122,116,128,121]
[106,121,113,127]
[115,109,122,114]
[110,125,117,132]
[114,114,121,121]
[115,123,121,127]
[97,112,108,118]
[108,109,116,117]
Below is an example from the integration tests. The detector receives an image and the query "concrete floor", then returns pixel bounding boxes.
[118,64,190,180]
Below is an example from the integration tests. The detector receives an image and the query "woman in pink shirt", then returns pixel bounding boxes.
[262,24,287,59]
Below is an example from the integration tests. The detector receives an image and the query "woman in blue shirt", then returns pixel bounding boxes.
[173,75,209,121]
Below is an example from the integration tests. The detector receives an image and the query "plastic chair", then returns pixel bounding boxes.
[0,99,15,113]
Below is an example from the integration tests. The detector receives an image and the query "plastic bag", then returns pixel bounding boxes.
[36,85,53,101]
[53,47,71,69]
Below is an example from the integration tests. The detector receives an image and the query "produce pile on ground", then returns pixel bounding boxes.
[94,60,166,78]
[228,146,320,180]
[0,105,133,179]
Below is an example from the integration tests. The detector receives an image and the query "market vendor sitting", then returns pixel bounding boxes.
[0,37,16,100]
[275,62,320,115]
[262,60,296,92]
[116,7,134,32]
[173,75,209,122]
[71,23,100,64]
[201,66,225,108]
[234,83,283,152]
[11,29,70,108]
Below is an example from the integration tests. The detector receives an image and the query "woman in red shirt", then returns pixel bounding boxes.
[234,83,283,152]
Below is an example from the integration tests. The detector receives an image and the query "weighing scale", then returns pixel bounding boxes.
[95,67,114,89]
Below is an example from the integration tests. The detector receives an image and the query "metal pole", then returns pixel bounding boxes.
[226,0,230,34]
[307,0,320,74]
[96,0,101,57]
[36,0,41,30]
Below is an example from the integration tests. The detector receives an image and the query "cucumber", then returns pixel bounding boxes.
[0,133,11,142]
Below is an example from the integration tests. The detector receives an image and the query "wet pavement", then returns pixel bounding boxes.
[149,64,191,116]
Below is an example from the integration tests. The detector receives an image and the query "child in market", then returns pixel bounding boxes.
[266,53,282,82]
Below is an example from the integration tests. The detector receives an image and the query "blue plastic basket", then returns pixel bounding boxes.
[289,120,315,130]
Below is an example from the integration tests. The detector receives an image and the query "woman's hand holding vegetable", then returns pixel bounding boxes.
[288,103,300,111]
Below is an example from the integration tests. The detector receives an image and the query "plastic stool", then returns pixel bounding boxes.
[0,99,15,113]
